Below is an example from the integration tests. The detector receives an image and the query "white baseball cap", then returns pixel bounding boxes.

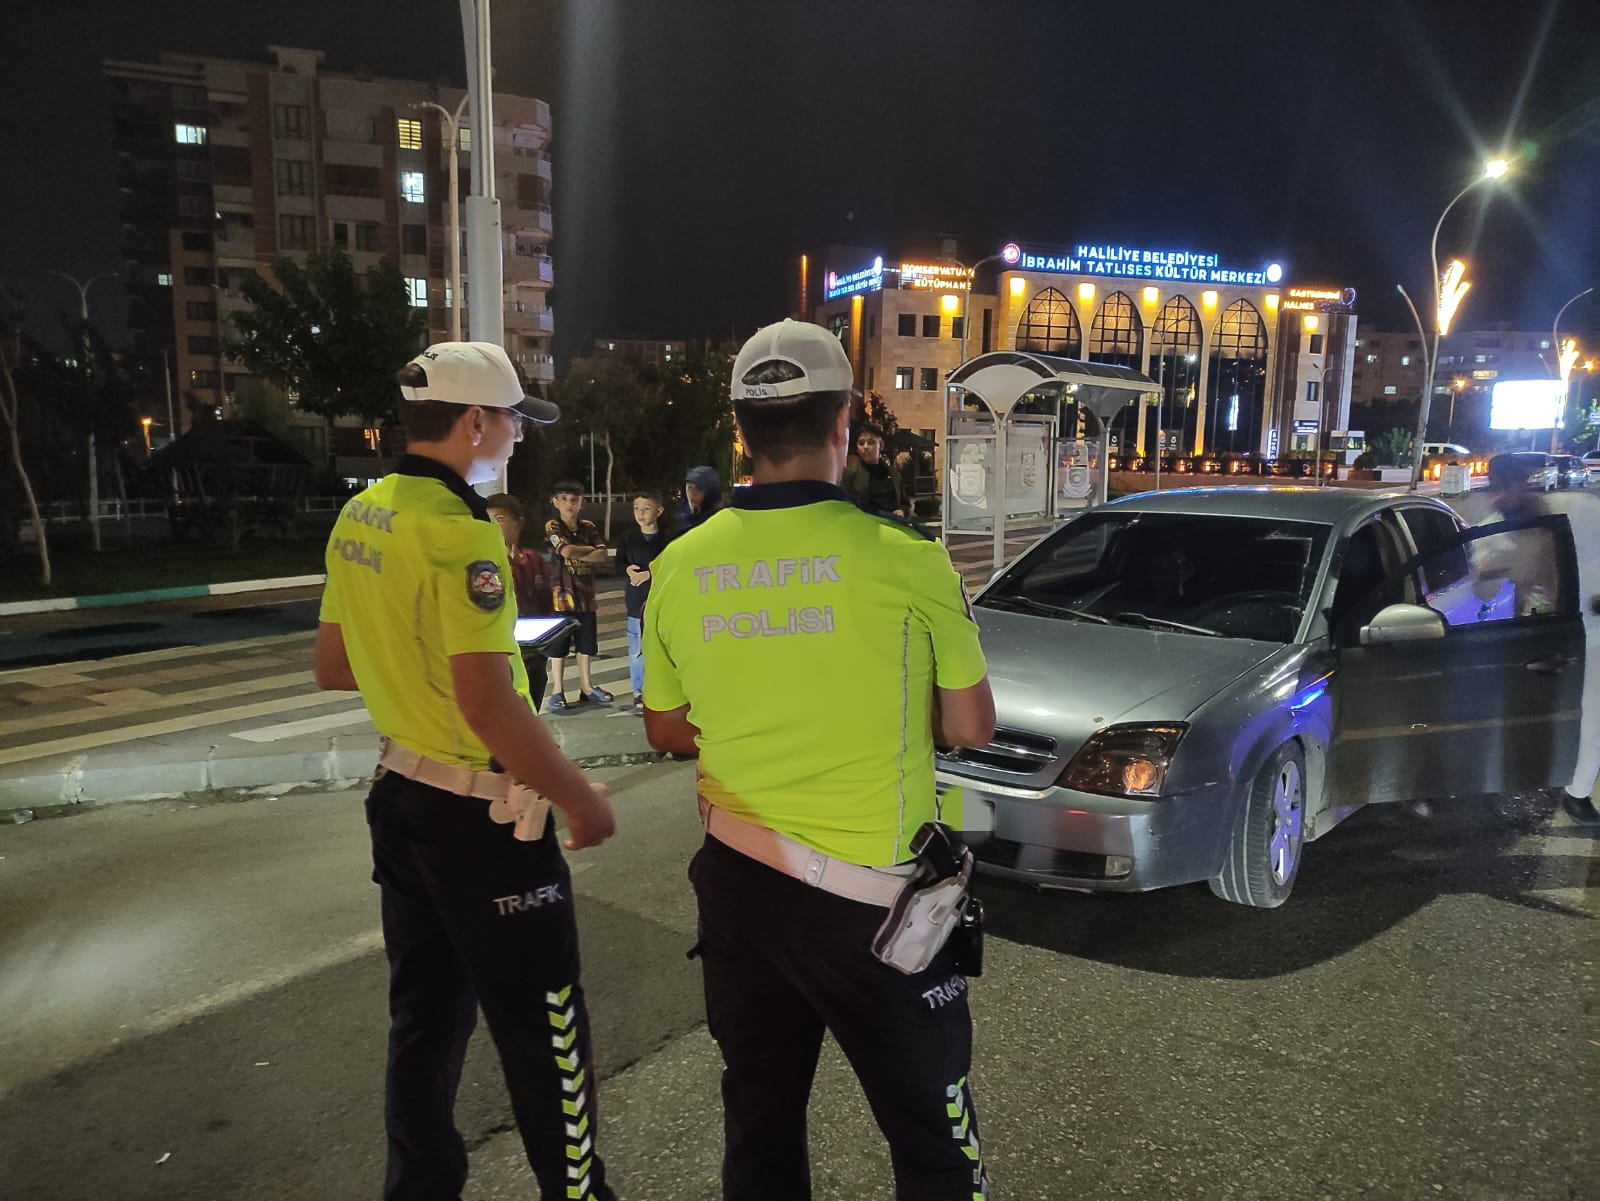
[398,341,560,425]
[731,319,856,402]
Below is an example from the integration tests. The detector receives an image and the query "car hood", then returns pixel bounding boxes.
[973,605,1286,735]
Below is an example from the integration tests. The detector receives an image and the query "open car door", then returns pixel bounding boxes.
[1327,512,1583,806]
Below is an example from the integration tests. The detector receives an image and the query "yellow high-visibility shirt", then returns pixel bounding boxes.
[642,480,987,866]
[319,455,531,769]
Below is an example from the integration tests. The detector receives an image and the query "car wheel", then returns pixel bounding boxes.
[1209,742,1306,908]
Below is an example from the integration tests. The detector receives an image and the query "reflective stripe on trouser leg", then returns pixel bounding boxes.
[547,984,596,1201]
[946,1076,988,1200]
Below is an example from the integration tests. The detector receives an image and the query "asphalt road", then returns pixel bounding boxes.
[0,592,324,671]
[1,759,1595,1200]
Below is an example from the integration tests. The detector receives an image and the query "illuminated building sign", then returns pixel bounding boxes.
[825,257,884,300]
[1003,240,1284,287]
[897,262,974,290]
[1281,286,1358,313]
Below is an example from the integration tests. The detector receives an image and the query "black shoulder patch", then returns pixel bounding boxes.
[465,560,506,611]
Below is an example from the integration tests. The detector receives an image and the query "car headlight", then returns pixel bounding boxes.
[1058,723,1188,798]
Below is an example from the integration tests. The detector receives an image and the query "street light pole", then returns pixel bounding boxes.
[50,270,116,553]
[459,0,503,348]
[1406,159,1507,490]
[1550,286,1594,454]
[414,97,470,342]
[957,252,1006,367]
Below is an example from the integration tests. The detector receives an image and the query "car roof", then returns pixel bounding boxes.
[1102,485,1448,525]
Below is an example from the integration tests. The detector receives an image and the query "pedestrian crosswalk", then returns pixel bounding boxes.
[0,523,1060,775]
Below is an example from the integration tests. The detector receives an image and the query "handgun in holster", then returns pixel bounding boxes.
[871,821,984,977]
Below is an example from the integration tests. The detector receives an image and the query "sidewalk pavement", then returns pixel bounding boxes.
[0,525,1053,817]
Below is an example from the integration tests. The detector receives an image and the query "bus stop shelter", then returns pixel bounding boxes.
[943,352,1158,571]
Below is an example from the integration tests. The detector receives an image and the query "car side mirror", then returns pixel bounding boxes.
[1360,603,1445,646]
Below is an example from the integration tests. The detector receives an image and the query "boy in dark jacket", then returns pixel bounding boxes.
[616,490,668,714]
[678,465,723,530]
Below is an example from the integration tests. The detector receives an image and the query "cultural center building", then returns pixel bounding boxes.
[806,237,1356,472]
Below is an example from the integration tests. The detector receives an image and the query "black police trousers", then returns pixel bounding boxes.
[365,769,615,1201]
[688,833,987,1201]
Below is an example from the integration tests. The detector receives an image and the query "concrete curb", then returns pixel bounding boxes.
[0,574,327,618]
[0,716,665,819]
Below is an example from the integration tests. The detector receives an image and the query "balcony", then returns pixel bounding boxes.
[515,351,555,381]
[507,303,554,334]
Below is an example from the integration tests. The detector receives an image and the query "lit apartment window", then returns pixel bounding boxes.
[156,273,173,286]
[459,126,472,152]
[406,278,429,307]
[1384,386,1397,395]
[895,366,913,390]
[401,171,425,204]
[397,118,423,150]
[174,124,207,145]
[1400,355,1410,366]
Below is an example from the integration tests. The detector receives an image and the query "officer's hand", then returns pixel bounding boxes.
[562,782,615,851]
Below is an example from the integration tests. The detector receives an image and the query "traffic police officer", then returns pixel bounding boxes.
[641,319,998,1200]
[313,341,619,1201]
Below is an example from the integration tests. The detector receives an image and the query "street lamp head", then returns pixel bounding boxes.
[1483,158,1509,180]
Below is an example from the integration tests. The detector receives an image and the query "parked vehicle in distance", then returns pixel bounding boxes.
[1551,454,1587,489]
[1583,450,1600,485]
[1502,450,1560,491]
[1420,442,1489,482]
[938,486,1582,908]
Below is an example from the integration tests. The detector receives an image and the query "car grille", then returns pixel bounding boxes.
[973,837,1112,880]
[939,726,1058,777]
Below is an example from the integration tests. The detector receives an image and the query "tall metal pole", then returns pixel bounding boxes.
[1153,325,1164,493]
[161,348,177,444]
[1550,287,1594,454]
[415,97,470,342]
[1407,163,1505,489]
[51,270,115,552]
[459,0,503,347]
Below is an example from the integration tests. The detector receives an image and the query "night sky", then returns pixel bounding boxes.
[5,0,1596,362]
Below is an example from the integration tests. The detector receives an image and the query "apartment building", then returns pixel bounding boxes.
[105,45,554,435]
[1351,325,1561,442]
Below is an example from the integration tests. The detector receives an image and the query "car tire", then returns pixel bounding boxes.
[1209,742,1306,908]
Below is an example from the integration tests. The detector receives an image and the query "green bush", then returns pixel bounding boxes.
[1352,452,1377,470]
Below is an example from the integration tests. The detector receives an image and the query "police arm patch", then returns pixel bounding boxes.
[466,560,507,611]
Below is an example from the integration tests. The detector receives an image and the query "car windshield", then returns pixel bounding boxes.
[979,510,1331,642]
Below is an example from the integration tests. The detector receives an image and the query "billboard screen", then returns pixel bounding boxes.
[1489,379,1565,430]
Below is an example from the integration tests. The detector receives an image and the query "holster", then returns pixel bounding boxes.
[486,783,553,842]
[871,823,976,975]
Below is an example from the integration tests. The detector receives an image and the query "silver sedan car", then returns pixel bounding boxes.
[937,487,1583,907]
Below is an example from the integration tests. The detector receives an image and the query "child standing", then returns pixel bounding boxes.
[544,481,610,711]
[616,490,668,714]
[485,493,553,712]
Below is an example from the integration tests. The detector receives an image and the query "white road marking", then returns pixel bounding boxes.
[232,706,373,743]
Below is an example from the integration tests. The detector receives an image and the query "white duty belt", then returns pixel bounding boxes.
[698,795,912,907]
[379,739,552,841]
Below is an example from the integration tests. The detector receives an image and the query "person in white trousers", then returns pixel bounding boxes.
[1476,454,1600,825]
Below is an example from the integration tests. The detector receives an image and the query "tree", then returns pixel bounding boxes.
[855,390,901,440]
[0,287,52,585]
[230,246,426,431]
[641,343,737,495]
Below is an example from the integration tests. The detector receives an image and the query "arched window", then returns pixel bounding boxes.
[1213,300,1268,361]
[1087,292,1141,361]
[1015,288,1082,356]
[1152,297,1201,355]
[1206,300,1270,454]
